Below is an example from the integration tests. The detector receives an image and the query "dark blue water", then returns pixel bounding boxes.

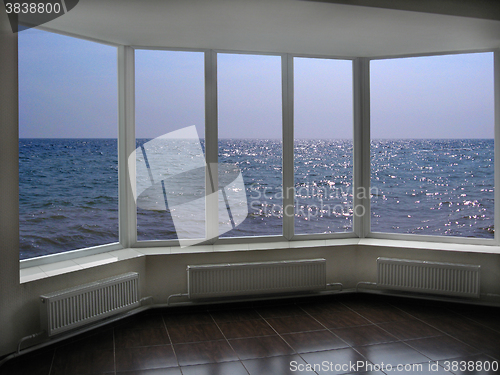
[19,139,119,259]
[371,139,494,237]
[20,138,494,259]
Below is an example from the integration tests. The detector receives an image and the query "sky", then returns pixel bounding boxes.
[19,28,495,139]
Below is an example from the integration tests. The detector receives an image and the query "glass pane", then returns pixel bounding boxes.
[371,53,494,238]
[18,29,118,259]
[294,57,353,234]
[135,50,205,242]
[218,53,283,237]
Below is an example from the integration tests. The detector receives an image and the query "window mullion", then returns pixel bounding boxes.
[282,54,294,240]
[118,46,137,248]
[205,50,219,244]
[353,57,371,238]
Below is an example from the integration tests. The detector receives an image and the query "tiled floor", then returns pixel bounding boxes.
[1,293,500,374]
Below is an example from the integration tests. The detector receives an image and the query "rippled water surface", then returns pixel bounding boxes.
[19,138,494,259]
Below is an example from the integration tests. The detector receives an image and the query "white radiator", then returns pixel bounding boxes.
[377,258,480,298]
[40,272,140,336]
[187,259,326,299]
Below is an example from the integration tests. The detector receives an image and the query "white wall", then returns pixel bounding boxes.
[145,246,359,303]
[0,2,23,358]
[0,9,148,357]
[145,245,500,305]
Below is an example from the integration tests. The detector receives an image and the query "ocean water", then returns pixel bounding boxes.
[19,138,494,259]
[19,139,119,259]
[371,139,494,237]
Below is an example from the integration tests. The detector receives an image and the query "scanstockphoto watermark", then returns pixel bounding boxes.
[3,0,80,33]
[130,126,249,247]
[289,360,469,373]
[249,184,378,219]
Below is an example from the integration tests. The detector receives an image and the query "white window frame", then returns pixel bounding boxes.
[367,50,500,246]
[19,31,500,269]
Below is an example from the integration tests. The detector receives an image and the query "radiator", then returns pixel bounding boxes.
[40,272,140,336]
[187,259,326,299]
[377,258,480,298]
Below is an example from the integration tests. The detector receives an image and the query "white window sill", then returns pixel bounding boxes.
[357,238,500,254]
[20,238,500,283]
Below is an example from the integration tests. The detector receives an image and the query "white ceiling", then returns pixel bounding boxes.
[40,0,500,57]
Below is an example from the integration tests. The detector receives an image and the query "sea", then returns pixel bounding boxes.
[19,138,494,259]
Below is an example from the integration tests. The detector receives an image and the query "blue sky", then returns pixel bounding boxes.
[19,28,495,139]
[18,29,118,138]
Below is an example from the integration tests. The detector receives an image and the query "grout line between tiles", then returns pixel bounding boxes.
[6,296,500,375]
[388,303,497,357]
[161,314,183,373]
[256,303,321,375]
[452,309,500,335]
[369,303,490,370]
[208,309,251,375]
[112,328,117,375]
[47,348,56,375]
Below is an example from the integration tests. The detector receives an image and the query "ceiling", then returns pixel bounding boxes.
[39,0,500,57]
[308,0,500,22]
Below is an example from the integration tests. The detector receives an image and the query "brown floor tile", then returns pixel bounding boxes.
[265,315,324,334]
[282,330,349,353]
[313,310,372,329]
[299,301,350,315]
[62,329,115,353]
[300,347,367,375]
[448,327,500,360]
[167,323,224,343]
[256,304,307,318]
[115,345,178,372]
[354,342,431,367]
[423,316,487,337]
[181,360,249,375]
[354,306,413,323]
[339,296,388,311]
[4,294,500,375]
[51,348,115,375]
[210,308,260,323]
[115,327,170,348]
[229,335,295,360]
[377,319,442,340]
[243,354,310,375]
[174,340,238,366]
[217,319,275,339]
[332,325,398,346]
[251,298,296,308]
[163,311,213,326]
[397,305,458,321]
[406,336,480,361]
[116,368,182,375]
[0,349,54,375]
[116,314,166,331]
[455,307,500,332]
[466,316,500,333]
[207,301,255,311]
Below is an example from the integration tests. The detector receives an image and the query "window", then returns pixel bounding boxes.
[19,39,498,265]
[19,29,118,259]
[370,53,495,238]
[135,50,205,242]
[217,53,283,238]
[294,57,353,234]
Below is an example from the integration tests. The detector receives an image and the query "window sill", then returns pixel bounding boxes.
[20,248,144,283]
[357,238,500,254]
[20,237,500,283]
